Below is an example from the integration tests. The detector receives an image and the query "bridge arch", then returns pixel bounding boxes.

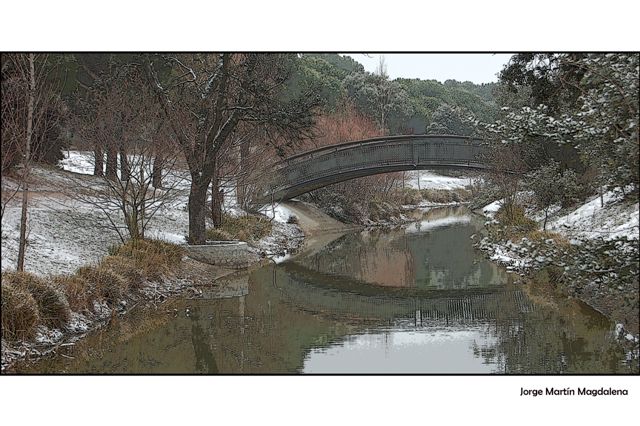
[258,134,492,203]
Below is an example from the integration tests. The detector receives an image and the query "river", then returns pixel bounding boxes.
[16,206,637,374]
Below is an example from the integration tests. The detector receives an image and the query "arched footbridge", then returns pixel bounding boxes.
[257,134,492,203]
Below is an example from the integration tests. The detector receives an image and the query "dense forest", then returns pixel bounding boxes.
[294,53,498,134]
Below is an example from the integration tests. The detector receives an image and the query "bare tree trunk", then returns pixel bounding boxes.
[94,145,104,176]
[139,164,146,240]
[152,152,164,188]
[17,54,36,272]
[211,169,223,228]
[599,184,604,208]
[236,139,250,208]
[106,144,117,181]
[119,144,130,182]
[189,175,210,245]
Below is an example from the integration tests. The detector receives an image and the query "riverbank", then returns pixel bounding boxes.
[472,190,639,345]
[2,163,467,371]
[7,200,637,374]
[0,158,306,371]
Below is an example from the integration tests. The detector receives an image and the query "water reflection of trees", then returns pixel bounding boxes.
[199,267,355,373]
[473,298,638,374]
[295,210,508,291]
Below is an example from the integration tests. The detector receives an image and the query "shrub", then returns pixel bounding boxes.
[114,239,184,264]
[495,204,537,231]
[76,265,128,306]
[100,255,145,290]
[51,275,93,312]
[2,272,70,329]
[1,280,40,340]
[368,200,402,222]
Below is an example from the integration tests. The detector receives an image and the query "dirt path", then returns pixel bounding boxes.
[279,200,358,259]
[280,200,353,236]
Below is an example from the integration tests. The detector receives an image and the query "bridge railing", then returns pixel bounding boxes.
[255,135,493,203]
[278,134,485,167]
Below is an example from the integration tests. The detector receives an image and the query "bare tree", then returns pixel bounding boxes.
[298,100,402,219]
[69,69,186,242]
[487,143,529,223]
[63,143,185,243]
[145,53,319,244]
[1,53,65,270]
[16,54,36,271]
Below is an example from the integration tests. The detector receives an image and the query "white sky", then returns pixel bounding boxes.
[343,53,513,84]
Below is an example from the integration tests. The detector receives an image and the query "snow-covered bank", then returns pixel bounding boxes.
[255,202,305,258]
[546,189,639,242]
[473,189,639,339]
[1,157,308,371]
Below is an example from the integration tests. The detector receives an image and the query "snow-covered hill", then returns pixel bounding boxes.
[1,152,303,276]
[546,189,639,242]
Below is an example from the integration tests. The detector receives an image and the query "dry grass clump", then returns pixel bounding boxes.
[205,228,234,242]
[525,230,572,249]
[399,188,423,205]
[421,188,472,203]
[495,204,537,230]
[76,265,128,306]
[51,275,93,312]
[113,239,184,281]
[209,214,273,243]
[100,255,145,290]
[1,280,40,340]
[398,188,472,205]
[2,271,70,329]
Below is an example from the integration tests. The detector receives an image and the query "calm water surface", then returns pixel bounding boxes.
[17,206,637,374]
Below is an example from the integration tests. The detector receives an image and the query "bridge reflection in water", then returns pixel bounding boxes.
[275,264,532,324]
[17,207,635,374]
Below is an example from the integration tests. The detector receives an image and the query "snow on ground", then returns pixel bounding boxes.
[405,170,474,190]
[474,188,639,274]
[253,202,304,257]
[1,152,306,276]
[0,153,195,275]
[259,202,297,224]
[478,188,638,242]
[2,196,123,275]
[58,150,95,175]
[546,189,639,241]
[253,220,304,258]
[481,199,502,219]
[1,178,192,276]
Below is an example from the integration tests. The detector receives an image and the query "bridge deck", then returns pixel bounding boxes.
[258,135,491,203]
